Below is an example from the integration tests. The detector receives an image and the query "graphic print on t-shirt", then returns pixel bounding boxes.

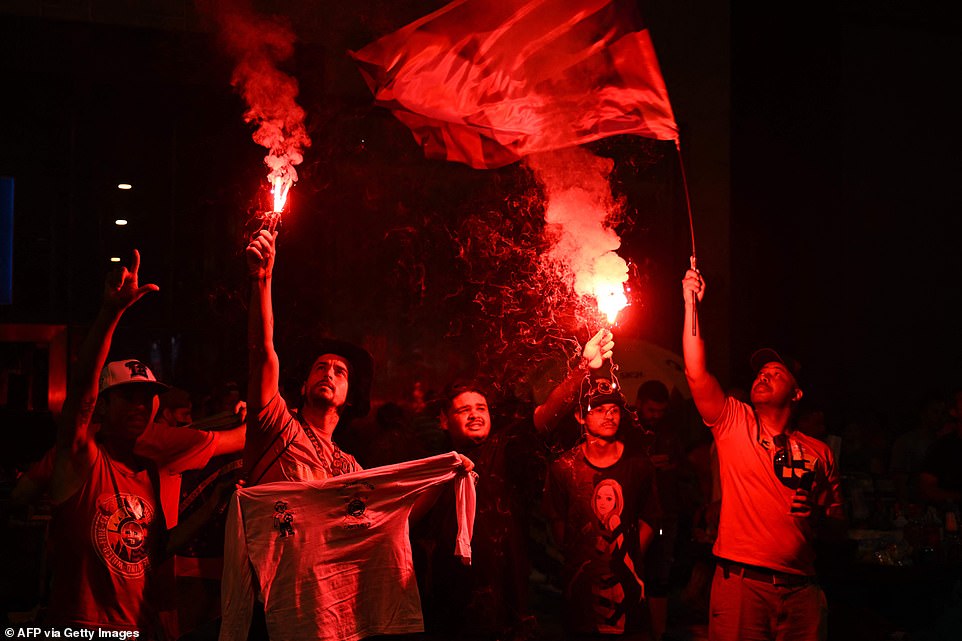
[92,492,154,577]
[577,478,644,633]
[593,479,622,526]
[273,501,296,537]
[772,436,815,490]
[338,479,375,530]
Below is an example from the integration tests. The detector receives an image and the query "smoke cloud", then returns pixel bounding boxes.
[200,0,312,205]
[527,146,629,325]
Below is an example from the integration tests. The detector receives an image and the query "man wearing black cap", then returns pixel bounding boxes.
[245,229,375,485]
[543,376,661,639]
[681,267,844,641]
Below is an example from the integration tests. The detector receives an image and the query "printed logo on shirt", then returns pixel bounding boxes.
[92,492,154,577]
[338,480,374,530]
[273,500,296,537]
[347,497,366,517]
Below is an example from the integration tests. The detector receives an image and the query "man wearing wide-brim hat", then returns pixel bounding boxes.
[245,229,375,486]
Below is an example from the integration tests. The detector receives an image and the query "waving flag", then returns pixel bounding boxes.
[351,0,678,169]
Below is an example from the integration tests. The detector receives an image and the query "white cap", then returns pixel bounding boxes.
[98,360,169,396]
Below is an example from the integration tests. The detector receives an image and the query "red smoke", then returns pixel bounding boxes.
[527,146,630,326]
[200,0,311,210]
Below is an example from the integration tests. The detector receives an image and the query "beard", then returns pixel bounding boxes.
[305,380,343,407]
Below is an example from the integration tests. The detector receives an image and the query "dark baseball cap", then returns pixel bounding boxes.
[750,348,802,387]
[580,377,627,415]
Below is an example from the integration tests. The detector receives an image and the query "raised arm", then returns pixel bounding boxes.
[51,250,158,503]
[211,424,248,458]
[534,328,615,433]
[246,230,280,411]
[682,267,726,424]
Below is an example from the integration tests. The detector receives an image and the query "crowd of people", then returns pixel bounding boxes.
[2,233,962,641]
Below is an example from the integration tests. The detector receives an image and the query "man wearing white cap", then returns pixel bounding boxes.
[46,250,164,636]
[46,251,227,638]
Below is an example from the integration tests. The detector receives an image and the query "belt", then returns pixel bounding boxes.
[719,560,815,587]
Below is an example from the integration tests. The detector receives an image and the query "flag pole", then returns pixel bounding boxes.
[674,139,698,335]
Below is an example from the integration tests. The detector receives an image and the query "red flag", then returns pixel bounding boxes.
[351,0,678,169]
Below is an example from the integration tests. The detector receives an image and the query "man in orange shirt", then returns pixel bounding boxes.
[681,266,845,641]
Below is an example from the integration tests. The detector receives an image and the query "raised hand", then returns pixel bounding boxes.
[103,249,159,312]
[247,229,277,279]
[682,268,705,304]
[582,328,614,370]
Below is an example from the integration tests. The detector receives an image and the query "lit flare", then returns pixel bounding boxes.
[263,175,292,233]
[271,175,292,214]
[591,251,630,325]
[594,279,628,325]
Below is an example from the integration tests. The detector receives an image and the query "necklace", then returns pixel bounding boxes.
[325,441,352,476]
[297,412,352,478]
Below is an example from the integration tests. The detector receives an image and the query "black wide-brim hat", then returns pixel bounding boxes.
[297,337,374,419]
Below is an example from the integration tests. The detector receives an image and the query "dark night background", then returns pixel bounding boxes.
[1,0,960,445]
[1,1,962,638]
